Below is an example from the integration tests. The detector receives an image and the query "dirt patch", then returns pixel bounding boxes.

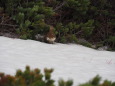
[0,26,20,38]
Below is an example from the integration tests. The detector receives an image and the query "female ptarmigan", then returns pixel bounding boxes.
[45,26,56,44]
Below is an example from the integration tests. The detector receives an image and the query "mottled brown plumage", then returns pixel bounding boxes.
[45,26,56,43]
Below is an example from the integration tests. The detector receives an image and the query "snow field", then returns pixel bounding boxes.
[0,36,115,86]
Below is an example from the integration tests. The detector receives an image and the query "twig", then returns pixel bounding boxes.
[75,30,83,35]
[54,1,66,11]
[2,18,12,23]
[0,23,18,27]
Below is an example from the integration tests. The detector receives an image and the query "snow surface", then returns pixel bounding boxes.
[0,36,115,86]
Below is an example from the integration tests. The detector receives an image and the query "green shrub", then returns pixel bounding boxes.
[105,36,115,50]
[0,0,115,50]
[60,36,67,43]
[79,75,115,86]
[80,42,92,48]
[0,66,115,86]
[58,79,73,86]
[1,0,54,39]
[78,39,92,48]
[65,0,90,19]
[108,36,115,44]
[0,66,55,86]
[66,34,78,43]
[80,20,94,37]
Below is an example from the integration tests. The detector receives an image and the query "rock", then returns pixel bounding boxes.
[98,46,109,51]
[35,34,45,42]
[78,38,88,43]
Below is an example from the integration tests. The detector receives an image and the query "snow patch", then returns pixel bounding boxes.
[0,36,115,86]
